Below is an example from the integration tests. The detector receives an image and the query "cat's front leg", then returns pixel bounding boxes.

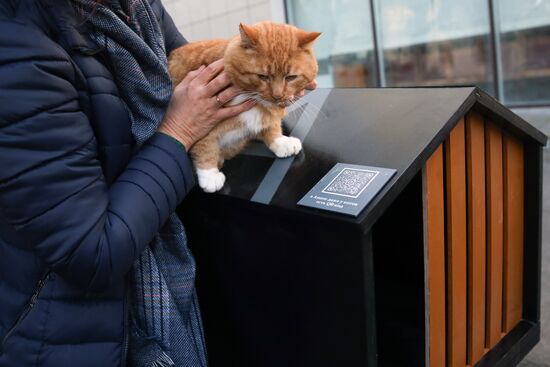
[190,138,226,193]
[261,122,302,158]
[196,168,225,193]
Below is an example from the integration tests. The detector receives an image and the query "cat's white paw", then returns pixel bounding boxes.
[269,136,302,158]
[197,168,226,193]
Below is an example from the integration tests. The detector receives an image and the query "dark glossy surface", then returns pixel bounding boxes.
[180,172,427,367]
[215,87,546,230]
[272,87,474,219]
[180,194,375,367]
[179,88,547,367]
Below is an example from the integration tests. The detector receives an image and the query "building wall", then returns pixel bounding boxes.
[163,0,282,41]
[163,0,550,106]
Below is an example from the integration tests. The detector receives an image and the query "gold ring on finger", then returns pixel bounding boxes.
[215,94,224,107]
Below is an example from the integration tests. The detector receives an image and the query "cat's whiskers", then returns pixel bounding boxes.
[239,91,296,108]
[286,97,301,113]
[299,99,328,120]
[293,97,322,126]
[298,103,316,125]
[226,91,260,106]
[294,96,328,119]
[252,96,275,108]
[237,91,259,100]
[287,97,312,123]
[286,98,303,121]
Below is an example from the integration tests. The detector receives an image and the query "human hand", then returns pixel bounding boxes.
[305,79,317,90]
[159,59,256,150]
[297,79,317,98]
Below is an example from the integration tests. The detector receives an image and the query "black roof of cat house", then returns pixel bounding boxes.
[202,87,546,229]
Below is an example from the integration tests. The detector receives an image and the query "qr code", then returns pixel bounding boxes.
[322,168,378,198]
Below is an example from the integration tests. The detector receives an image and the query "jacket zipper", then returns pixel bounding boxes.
[120,276,130,367]
[1,272,50,350]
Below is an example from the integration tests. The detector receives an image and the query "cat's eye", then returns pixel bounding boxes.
[285,75,298,81]
[257,74,269,81]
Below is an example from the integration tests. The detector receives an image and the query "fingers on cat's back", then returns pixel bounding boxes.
[192,59,224,87]
[204,72,231,97]
[181,65,205,85]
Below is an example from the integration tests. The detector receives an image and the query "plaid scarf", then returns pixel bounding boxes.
[70,1,207,366]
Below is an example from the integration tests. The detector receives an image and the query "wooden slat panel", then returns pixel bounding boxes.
[485,122,504,348]
[466,112,487,365]
[423,145,446,367]
[445,118,468,367]
[503,134,524,332]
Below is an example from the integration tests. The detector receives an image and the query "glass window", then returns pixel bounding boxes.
[498,0,550,105]
[374,0,495,95]
[286,0,377,88]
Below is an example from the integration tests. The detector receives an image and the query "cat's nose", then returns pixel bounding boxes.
[272,85,284,100]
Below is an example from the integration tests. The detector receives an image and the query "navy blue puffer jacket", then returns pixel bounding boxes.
[0,1,193,366]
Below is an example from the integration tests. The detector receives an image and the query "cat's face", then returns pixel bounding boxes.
[224,22,320,108]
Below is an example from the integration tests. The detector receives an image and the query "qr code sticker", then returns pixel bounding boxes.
[322,168,379,198]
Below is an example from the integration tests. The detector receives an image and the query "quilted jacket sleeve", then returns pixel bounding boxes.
[0,20,194,291]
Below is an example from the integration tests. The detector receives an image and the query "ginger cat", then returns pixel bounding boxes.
[168,21,320,192]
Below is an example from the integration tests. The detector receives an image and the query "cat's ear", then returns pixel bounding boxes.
[239,23,259,48]
[298,31,322,48]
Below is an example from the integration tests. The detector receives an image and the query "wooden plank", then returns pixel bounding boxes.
[485,122,504,348]
[445,118,468,367]
[423,145,446,367]
[503,134,525,332]
[466,112,487,365]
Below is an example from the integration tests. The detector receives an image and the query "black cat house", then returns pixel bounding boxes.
[178,88,547,367]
